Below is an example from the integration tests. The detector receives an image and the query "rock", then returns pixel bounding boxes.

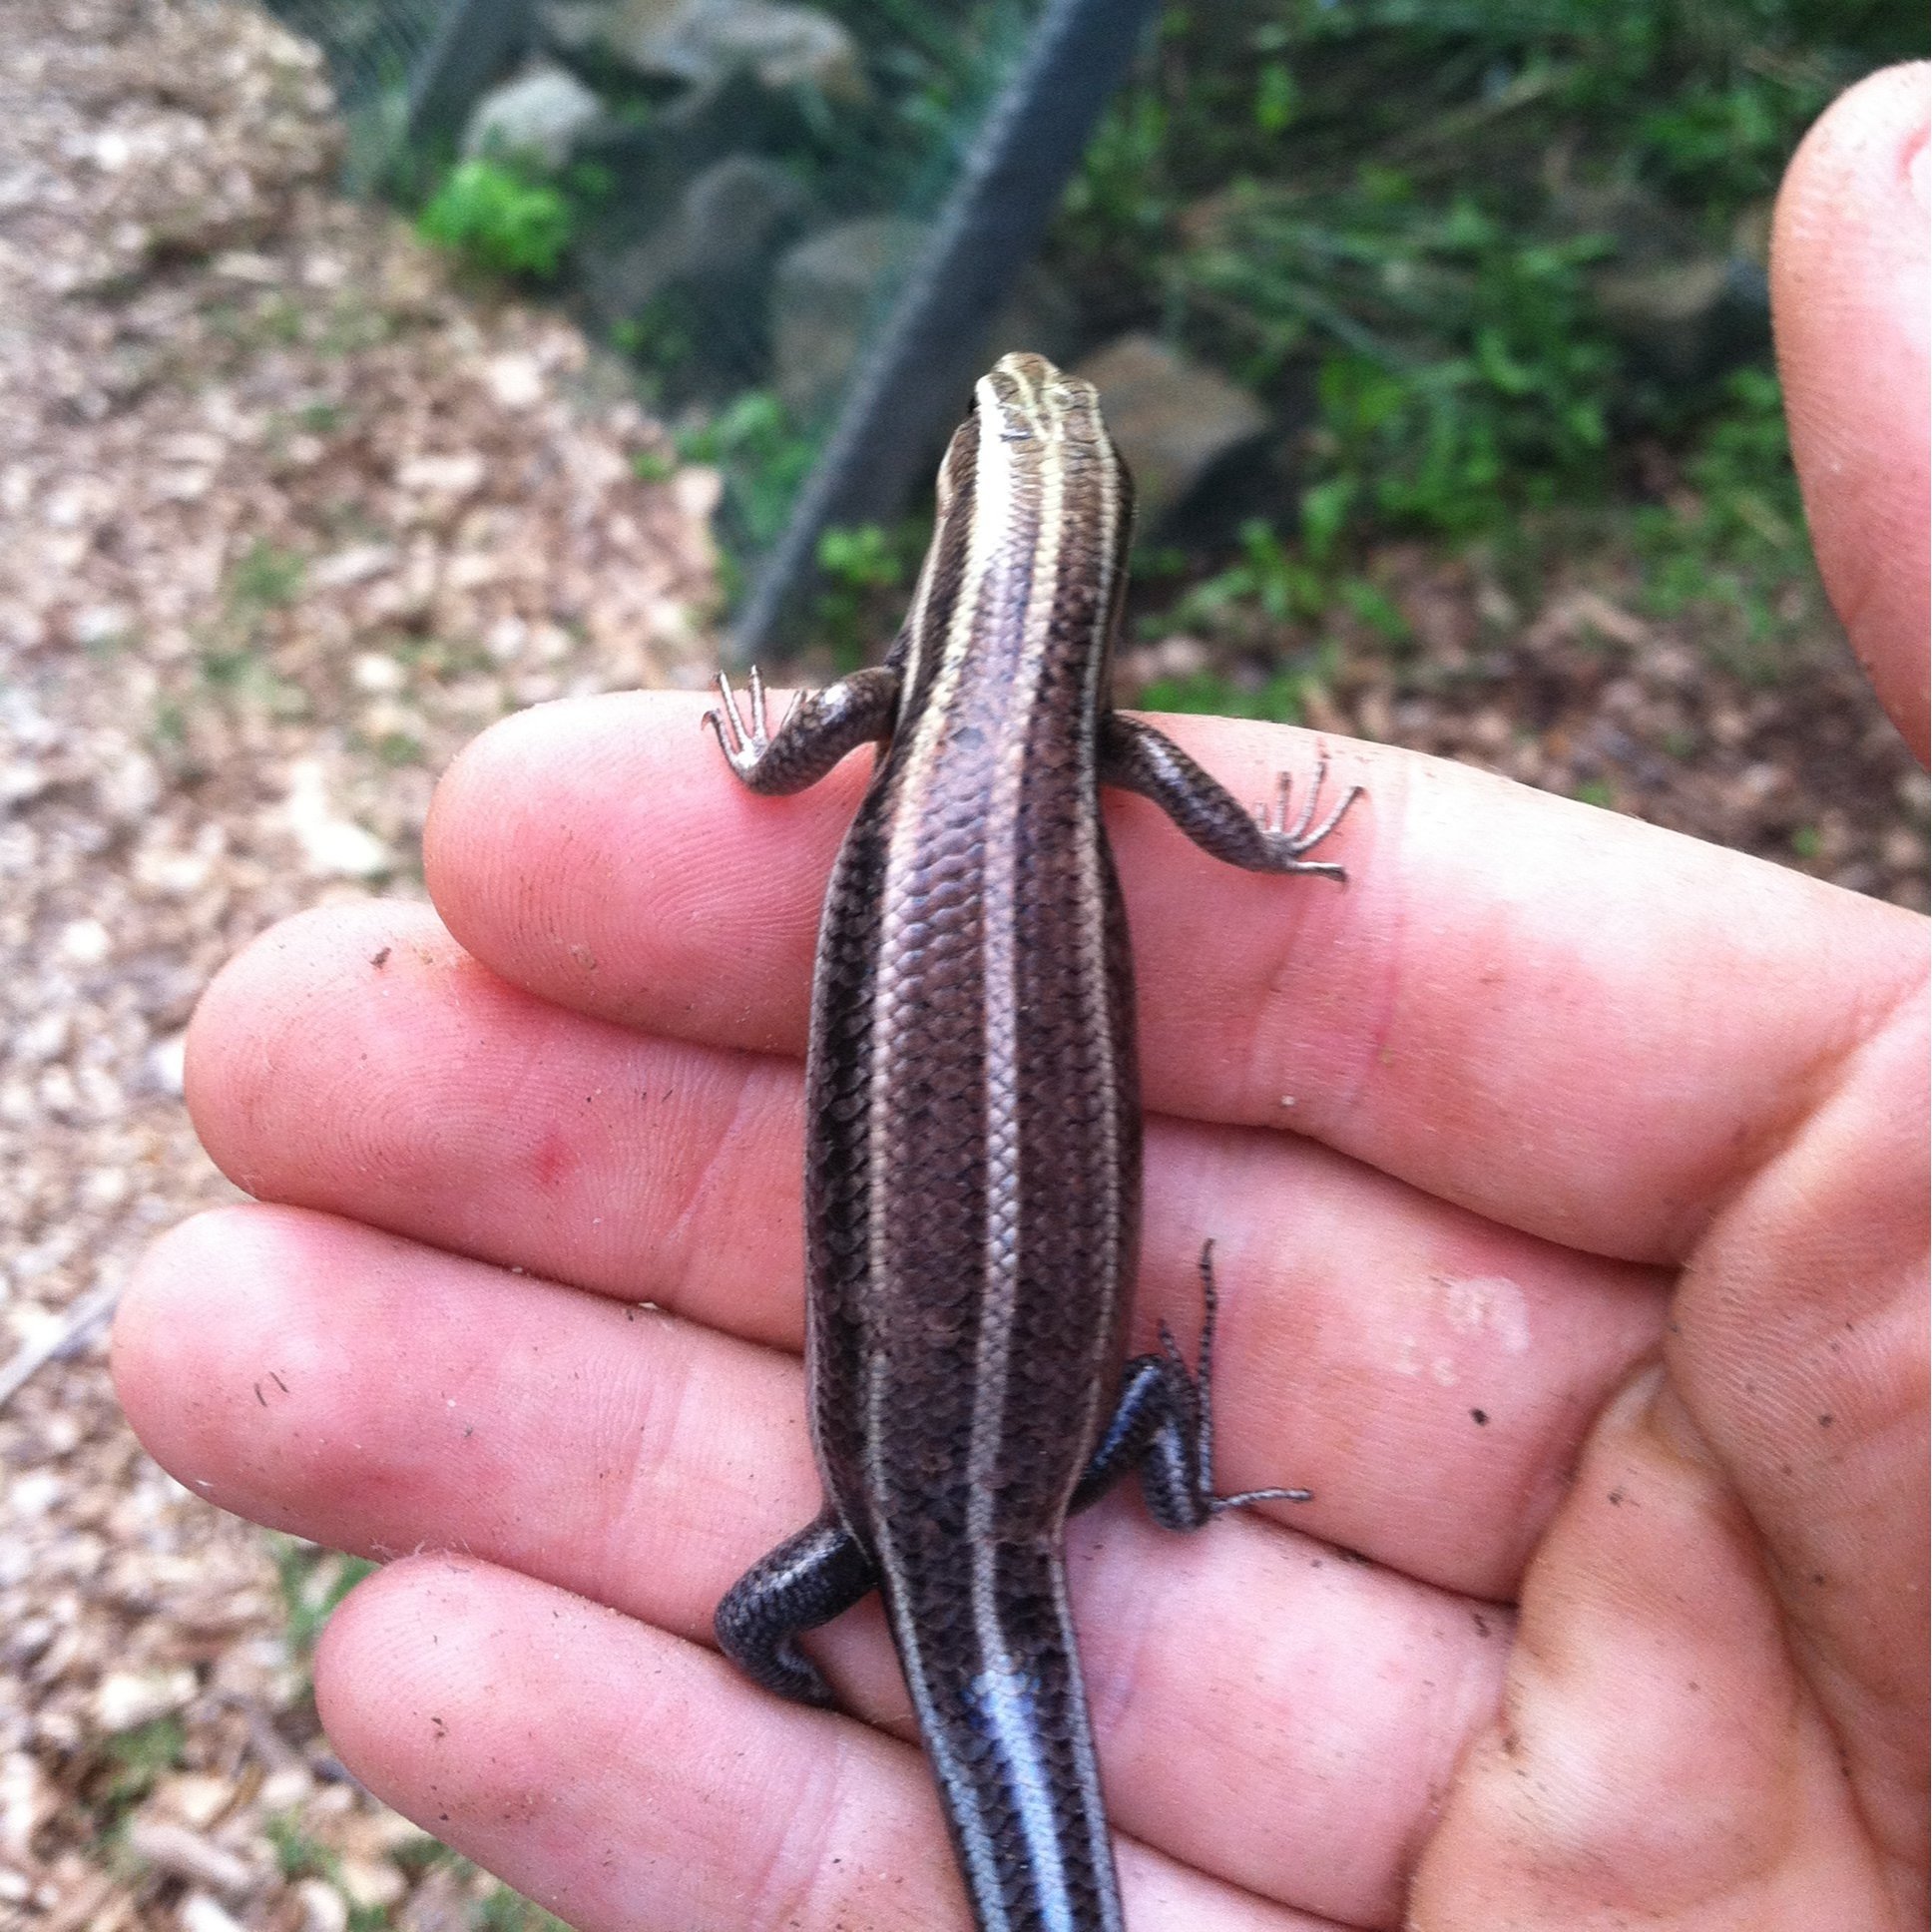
[95,745,162,824]
[309,543,397,591]
[396,1865,471,1932]
[461,64,605,173]
[281,760,392,879]
[772,215,922,420]
[982,264,1080,374]
[146,1771,232,1831]
[584,153,805,324]
[335,1854,406,1911]
[1545,174,1772,385]
[482,349,547,409]
[394,451,486,497]
[543,0,865,101]
[350,652,406,694]
[573,66,794,206]
[1594,253,1770,385]
[58,917,112,966]
[148,1031,189,1098]
[1072,333,1270,532]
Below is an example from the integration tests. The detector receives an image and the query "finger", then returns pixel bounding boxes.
[115,1205,1510,1927]
[317,1557,1344,1932]
[185,898,809,1352]
[1773,61,1931,762]
[424,693,1923,1264]
[1665,975,1929,1907]
[1409,1366,1904,1926]
[182,900,1668,1598]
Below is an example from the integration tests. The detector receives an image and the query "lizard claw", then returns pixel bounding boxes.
[705,667,773,779]
[1256,746,1360,877]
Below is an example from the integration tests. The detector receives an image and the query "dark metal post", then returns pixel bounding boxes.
[406,0,535,146]
[729,0,1165,660]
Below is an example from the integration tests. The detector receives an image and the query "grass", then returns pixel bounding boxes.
[812,520,925,669]
[229,539,305,611]
[1138,665,1313,724]
[1038,0,1910,662]
[417,160,575,281]
[1630,364,1822,681]
[100,1716,187,1818]
[269,1535,378,1663]
[676,389,822,593]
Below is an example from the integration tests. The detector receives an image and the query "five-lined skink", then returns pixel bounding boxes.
[707,350,1359,1931]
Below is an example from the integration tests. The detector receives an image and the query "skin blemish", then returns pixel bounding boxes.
[531,1124,576,1192]
[1391,1274,1532,1386]
[1440,1274,1532,1351]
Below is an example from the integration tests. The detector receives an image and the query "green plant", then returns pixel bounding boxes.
[611,289,703,380]
[476,1886,573,1932]
[266,1810,340,1884]
[1190,193,1620,538]
[1633,365,1819,679]
[1138,666,1311,724]
[1046,0,1915,639]
[678,390,819,567]
[811,520,921,667]
[229,539,305,611]
[102,1716,187,1814]
[1172,518,1325,632]
[373,730,425,766]
[418,160,574,280]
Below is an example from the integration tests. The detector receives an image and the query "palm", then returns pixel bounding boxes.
[116,68,1926,1932]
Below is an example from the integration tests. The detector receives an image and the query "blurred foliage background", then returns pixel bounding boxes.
[1040,0,1911,688]
[327,0,1923,705]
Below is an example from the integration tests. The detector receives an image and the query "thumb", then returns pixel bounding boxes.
[1773,61,1931,764]
[1407,1364,1900,1928]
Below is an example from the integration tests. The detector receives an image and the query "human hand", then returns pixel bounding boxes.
[115,65,1927,1932]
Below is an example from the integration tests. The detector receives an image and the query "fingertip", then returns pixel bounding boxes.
[423,690,719,957]
[112,1204,356,1520]
[1773,61,1930,762]
[111,1207,236,1445]
[183,901,457,1194]
[310,1552,450,1750]
[423,688,835,1042]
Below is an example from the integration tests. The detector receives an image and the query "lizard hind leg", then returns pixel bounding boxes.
[715,1513,876,1707]
[1070,1239,1312,1528]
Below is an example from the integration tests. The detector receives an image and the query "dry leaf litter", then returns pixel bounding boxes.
[0,2,1924,1930]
